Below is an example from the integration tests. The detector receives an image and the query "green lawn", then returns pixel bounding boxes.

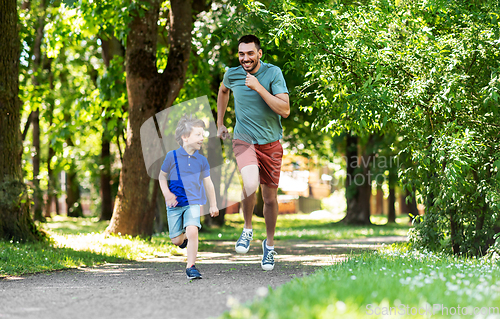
[1,212,410,277]
[0,216,177,277]
[221,244,500,319]
[197,213,410,243]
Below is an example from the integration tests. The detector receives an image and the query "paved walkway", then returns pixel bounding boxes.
[0,236,406,319]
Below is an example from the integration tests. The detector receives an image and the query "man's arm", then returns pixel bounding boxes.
[217,82,231,139]
[245,74,290,118]
[203,176,219,217]
[159,170,177,207]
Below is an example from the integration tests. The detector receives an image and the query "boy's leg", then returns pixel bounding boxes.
[183,205,202,268]
[185,225,199,267]
[171,233,187,246]
[167,206,186,245]
[261,184,279,246]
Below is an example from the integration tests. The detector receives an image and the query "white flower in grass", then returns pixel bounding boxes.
[446,282,460,291]
[351,275,356,280]
[336,301,347,313]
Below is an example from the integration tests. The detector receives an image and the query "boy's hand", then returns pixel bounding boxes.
[166,193,178,208]
[209,206,219,217]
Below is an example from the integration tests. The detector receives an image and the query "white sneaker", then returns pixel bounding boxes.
[235,230,253,254]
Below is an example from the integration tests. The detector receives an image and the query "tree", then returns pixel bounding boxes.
[106,0,200,237]
[0,0,44,241]
[261,0,500,254]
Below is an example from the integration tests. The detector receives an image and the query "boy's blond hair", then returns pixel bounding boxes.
[175,115,206,146]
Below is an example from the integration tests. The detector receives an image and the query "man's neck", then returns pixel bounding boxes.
[250,60,262,74]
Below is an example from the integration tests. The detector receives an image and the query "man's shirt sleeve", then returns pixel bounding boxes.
[222,69,232,90]
[271,68,289,95]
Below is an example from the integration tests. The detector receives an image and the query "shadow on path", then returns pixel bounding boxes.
[0,236,406,319]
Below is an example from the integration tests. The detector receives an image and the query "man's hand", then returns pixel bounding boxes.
[166,192,178,208]
[245,73,263,92]
[209,206,219,217]
[217,125,230,140]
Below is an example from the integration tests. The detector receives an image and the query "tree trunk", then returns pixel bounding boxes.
[450,208,461,254]
[99,136,113,220]
[400,190,419,223]
[45,145,56,217]
[31,0,46,221]
[342,133,371,225]
[99,35,124,221]
[32,109,44,220]
[66,165,83,217]
[375,185,384,215]
[0,0,43,241]
[45,59,57,218]
[205,111,225,226]
[387,170,396,223]
[106,0,193,237]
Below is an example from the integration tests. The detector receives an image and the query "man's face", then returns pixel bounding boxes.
[238,42,262,73]
[182,127,205,150]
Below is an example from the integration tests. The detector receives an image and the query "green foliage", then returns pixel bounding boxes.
[247,0,500,255]
[221,244,500,319]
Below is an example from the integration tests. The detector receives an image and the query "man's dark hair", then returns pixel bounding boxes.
[238,35,261,51]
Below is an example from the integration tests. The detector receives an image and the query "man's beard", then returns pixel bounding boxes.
[241,60,258,73]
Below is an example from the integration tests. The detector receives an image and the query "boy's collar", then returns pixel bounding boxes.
[177,147,199,157]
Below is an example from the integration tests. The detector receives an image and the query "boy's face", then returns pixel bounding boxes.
[182,127,205,150]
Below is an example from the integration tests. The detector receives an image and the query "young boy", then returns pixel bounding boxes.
[159,115,219,280]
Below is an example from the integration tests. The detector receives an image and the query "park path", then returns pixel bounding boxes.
[0,236,406,319]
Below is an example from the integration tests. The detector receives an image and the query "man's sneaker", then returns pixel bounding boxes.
[235,230,253,254]
[179,238,188,249]
[261,239,277,271]
[186,265,202,280]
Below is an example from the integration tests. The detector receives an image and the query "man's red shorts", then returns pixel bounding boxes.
[232,139,283,188]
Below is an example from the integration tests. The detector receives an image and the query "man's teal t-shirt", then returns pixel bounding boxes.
[223,61,289,145]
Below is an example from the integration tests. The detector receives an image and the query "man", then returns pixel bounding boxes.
[217,35,290,271]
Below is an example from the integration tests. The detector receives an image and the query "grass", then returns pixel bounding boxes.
[0,216,178,277]
[197,213,410,244]
[221,244,500,319]
[1,212,410,277]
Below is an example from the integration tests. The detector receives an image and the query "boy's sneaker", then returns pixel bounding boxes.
[186,265,202,280]
[235,229,253,254]
[179,238,188,249]
[261,239,277,271]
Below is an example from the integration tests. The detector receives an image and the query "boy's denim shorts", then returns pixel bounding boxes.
[167,204,202,239]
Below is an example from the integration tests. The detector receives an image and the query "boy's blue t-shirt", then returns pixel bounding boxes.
[160,147,210,207]
[223,61,289,145]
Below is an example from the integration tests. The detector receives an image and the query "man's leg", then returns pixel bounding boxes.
[235,164,259,254]
[240,164,259,229]
[261,184,279,246]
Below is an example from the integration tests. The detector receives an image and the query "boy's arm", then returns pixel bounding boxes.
[159,170,178,207]
[203,176,219,217]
